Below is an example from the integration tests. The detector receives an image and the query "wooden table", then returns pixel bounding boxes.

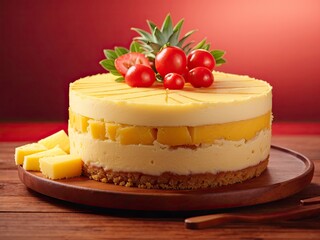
[1,124,320,239]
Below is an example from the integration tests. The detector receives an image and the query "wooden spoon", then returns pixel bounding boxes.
[185,201,320,229]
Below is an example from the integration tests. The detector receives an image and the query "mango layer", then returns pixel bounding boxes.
[69,110,271,146]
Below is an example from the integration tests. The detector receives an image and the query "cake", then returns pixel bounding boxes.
[68,14,272,189]
[68,71,272,189]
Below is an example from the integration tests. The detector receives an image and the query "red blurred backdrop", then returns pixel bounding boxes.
[1,0,320,122]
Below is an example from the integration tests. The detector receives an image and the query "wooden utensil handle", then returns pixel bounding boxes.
[301,196,320,205]
[185,204,320,229]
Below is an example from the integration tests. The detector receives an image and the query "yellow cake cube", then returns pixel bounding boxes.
[15,143,47,165]
[89,120,106,140]
[117,126,156,145]
[157,127,192,146]
[105,123,120,141]
[39,155,83,180]
[68,108,76,128]
[74,114,89,133]
[38,130,70,153]
[23,147,67,171]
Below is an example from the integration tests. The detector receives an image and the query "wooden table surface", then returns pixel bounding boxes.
[1,124,320,239]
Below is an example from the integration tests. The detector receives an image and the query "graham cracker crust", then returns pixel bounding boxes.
[82,158,269,190]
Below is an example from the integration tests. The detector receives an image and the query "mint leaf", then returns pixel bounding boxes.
[211,50,225,60]
[104,49,117,60]
[100,56,121,76]
[109,69,122,76]
[114,47,129,56]
[101,59,116,70]
[216,58,226,66]
[99,59,111,71]
[115,77,125,82]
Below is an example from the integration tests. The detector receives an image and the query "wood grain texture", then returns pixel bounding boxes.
[1,136,320,239]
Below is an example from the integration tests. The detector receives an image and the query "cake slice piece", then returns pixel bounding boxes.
[39,155,82,180]
[15,143,47,165]
[23,147,67,171]
[38,130,70,153]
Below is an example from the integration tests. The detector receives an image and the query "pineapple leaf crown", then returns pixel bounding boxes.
[100,14,226,77]
[131,14,196,59]
[132,14,226,65]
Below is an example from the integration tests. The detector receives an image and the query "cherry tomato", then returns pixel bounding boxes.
[125,64,155,87]
[188,67,214,88]
[187,49,215,71]
[155,46,187,77]
[182,67,190,82]
[163,73,185,90]
[115,53,150,76]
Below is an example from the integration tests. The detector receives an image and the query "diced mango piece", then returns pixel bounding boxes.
[189,125,228,144]
[89,120,106,140]
[15,143,48,165]
[157,127,192,146]
[39,155,83,180]
[23,147,67,171]
[117,126,156,145]
[74,114,89,133]
[38,130,70,153]
[68,108,76,128]
[190,112,271,144]
[105,123,121,141]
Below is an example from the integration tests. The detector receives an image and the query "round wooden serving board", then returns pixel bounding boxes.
[18,145,314,211]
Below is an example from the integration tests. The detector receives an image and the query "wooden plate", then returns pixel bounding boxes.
[17,145,314,211]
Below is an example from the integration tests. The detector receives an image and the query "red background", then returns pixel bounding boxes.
[1,0,320,122]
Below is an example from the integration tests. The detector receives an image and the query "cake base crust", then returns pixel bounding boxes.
[82,158,269,190]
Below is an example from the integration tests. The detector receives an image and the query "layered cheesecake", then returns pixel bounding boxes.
[68,71,272,189]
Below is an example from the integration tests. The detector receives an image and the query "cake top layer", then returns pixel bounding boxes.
[69,72,272,126]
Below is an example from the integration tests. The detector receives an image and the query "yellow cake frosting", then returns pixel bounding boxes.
[69,71,272,126]
[68,71,272,189]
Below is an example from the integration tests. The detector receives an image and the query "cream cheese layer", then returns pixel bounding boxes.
[69,72,272,126]
[69,128,271,176]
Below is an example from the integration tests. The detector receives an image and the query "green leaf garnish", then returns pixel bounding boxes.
[103,49,117,60]
[114,47,129,56]
[100,46,129,75]
[115,77,125,82]
[211,50,225,59]
[147,20,157,32]
[210,50,226,66]
[161,14,174,40]
[130,42,143,53]
[215,58,227,66]
[100,14,227,81]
